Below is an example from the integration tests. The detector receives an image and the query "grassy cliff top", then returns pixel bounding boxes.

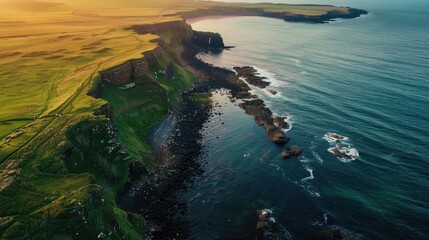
[0,0,353,142]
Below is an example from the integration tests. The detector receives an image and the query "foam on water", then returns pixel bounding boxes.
[323,132,350,143]
[299,155,311,163]
[328,144,360,163]
[310,140,324,164]
[288,58,301,65]
[323,132,359,162]
[252,66,284,87]
[298,165,320,197]
[301,166,315,182]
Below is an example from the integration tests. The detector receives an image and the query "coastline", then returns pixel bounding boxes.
[104,7,369,237]
[182,7,368,25]
[118,36,298,237]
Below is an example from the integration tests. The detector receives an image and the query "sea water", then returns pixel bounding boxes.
[179,0,429,239]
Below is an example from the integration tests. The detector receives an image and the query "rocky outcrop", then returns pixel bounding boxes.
[255,209,290,240]
[274,117,289,129]
[193,31,225,49]
[239,99,273,126]
[267,89,278,95]
[280,146,303,159]
[266,126,289,145]
[234,66,270,88]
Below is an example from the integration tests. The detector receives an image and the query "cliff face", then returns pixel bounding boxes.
[193,31,225,49]
[100,20,193,85]
[132,20,194,44]
[100,58,148,85]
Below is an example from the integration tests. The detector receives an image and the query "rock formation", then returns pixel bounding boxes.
[266,126,289,145]
[274,117,289,129]
[193,31,225,49]
[234,66,270,88]
[280,146,303,159]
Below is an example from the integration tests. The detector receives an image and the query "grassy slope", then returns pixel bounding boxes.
[0,0,350,239]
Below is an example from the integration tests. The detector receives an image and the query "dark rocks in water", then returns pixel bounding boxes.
[331,148,349,159]
[280,146,303,159]
[256,221,270,230]
[193,31,225,49]
[267,89,278,95]
[234,66,270,88]
[255,209,290,240]
[256,209,271,230]
[274,117,289,129]
[239,99,273,126]
[257,209,271,221]
[267,126,289,145]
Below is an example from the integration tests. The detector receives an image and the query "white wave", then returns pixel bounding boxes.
[323,132,349,143]
[288,58,301,64]
[269,163,281,171]
[312,150,324,164]
[299,156,310,163]
[323,213,329,224]
[308,187,321,198]
[301,166,314,182]
[252,66,284,87]
[328,144,359,162]
[300,70,308,75]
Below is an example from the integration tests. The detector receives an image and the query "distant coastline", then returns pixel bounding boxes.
[181,5,368,24]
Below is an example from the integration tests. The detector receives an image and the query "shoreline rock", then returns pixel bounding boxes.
[280,146,303,159]
[267,126,290,145]
[234,66,270,88]
[274,116,289,129]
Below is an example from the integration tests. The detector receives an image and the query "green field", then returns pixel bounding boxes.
[0,0,351,238]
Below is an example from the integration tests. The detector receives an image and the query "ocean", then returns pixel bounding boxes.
[179,0,429,239]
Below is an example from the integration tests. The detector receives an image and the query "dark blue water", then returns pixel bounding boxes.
[180,1,429,239]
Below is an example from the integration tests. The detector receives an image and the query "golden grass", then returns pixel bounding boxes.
[0,0,350,153]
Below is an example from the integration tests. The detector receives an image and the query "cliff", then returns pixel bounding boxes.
[193,31,225,49]
[100,20,195,85]
[100,58,148,85]
[132,20,194,44]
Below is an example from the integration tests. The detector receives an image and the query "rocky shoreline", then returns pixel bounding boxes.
[117,27,376,237]
[118,41,298,238]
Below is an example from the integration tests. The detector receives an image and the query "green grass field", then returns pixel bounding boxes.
[0,0,351,238]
